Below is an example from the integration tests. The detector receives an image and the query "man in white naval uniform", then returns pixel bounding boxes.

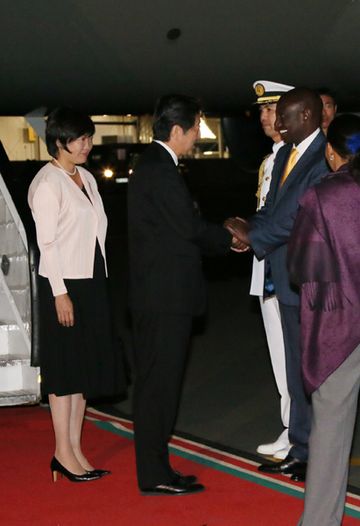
[251,80,294,460]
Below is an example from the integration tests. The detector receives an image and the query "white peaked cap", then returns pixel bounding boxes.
[253,80,294,104]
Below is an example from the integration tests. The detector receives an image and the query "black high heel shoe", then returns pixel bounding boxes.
[50,457,101,483]
[87,468,111,478]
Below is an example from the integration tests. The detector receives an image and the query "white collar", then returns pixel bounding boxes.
[154,140,178,166]
[273,140,284,155]
[293,128,321,158]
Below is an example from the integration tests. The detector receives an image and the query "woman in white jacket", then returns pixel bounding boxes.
[28,108,125,483]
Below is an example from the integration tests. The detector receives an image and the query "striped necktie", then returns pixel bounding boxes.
[280,147,298,187]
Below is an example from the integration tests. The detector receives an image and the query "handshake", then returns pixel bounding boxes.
[224,217,251,253]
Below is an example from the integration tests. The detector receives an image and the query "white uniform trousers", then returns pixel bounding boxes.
[260,295,290,429]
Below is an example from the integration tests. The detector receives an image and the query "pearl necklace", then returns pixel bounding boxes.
[53,158,77,176]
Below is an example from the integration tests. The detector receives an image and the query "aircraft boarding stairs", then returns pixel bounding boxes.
[0,171,40,405]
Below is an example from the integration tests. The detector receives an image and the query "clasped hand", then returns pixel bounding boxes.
[224,217,250,252]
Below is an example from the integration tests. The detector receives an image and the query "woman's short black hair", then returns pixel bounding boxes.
[327,114,360,158]
[46,107,95,158]
[327,114,360,183]
[152,94,201,141]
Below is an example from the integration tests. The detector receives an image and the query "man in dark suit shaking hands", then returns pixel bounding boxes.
[227,88,328,481]
[128,94,233,495]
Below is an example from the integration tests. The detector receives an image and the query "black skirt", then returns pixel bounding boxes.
[38,243,126,398]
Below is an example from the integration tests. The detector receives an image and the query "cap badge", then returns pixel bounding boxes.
[255,83,265,96]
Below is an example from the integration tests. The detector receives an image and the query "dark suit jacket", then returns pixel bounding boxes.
[128,142,232,315]
[249,131,328,306]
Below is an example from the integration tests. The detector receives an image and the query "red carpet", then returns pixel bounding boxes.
[1,406,359,526]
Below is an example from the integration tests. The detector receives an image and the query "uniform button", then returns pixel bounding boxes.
[265,177,269,180]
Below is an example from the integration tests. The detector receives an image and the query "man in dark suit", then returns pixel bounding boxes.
[128,94,233,495]
[227,88,328,481]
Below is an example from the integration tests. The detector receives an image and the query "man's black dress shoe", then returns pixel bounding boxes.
[141,481,205,496]
[290,463,306,482]
[172,470,197,485]
[291,471,306,482]
[258,454,307,475]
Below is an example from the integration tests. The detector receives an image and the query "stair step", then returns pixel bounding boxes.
[0,324,29,357]
[0,362,40,393]
[1,255,29,289]
[0,290,31,326]
[0,355,31,366]
[0,390,39,406]
[0,322,30,332]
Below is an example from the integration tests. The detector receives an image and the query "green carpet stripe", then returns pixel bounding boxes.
[93,419,133,439]
[92,419,360,520]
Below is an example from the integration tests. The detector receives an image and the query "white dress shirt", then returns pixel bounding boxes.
[293,128,321,161]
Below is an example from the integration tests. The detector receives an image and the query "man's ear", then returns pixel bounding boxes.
[56,139,63,150]
[169,124,182,141]
[326,142,334,158]
[303,108,311,122]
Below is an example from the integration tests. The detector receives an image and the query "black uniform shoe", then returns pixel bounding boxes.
[290,465,306,482]
[258,454,307,475]
[141,480,205,496]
